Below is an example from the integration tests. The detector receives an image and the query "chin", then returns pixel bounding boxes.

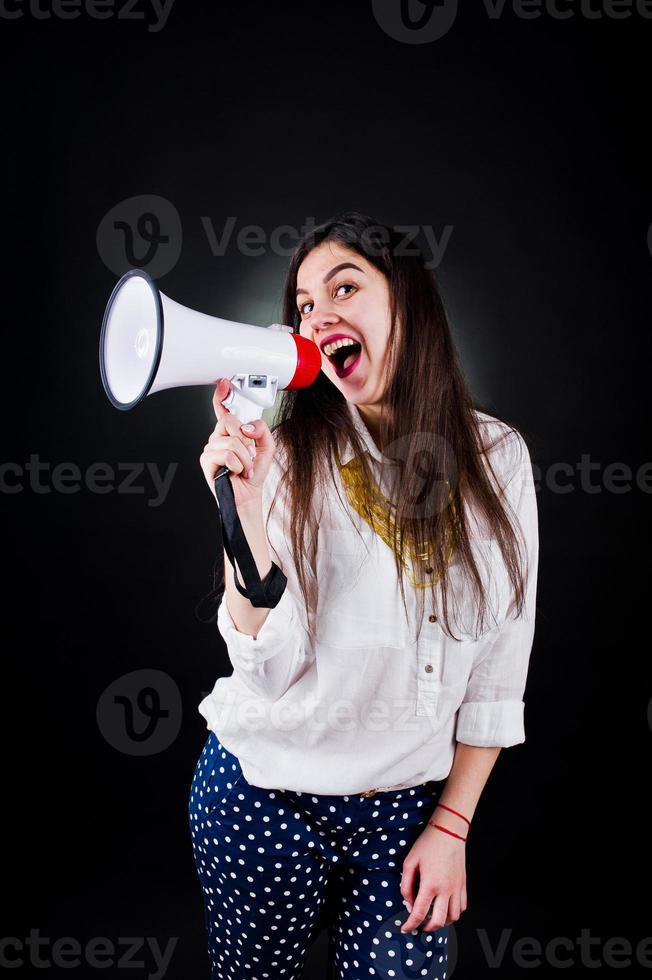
[337,381,367,400]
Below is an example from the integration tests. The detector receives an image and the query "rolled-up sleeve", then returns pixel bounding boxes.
[216,452,317,702]
[456,430,539,747]
[217,587,313,701]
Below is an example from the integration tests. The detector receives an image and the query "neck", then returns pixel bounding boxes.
[354,402,389,455]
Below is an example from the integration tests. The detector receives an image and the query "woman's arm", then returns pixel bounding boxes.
[400,743,500,934]
[213,451,318,703]
[198,393,317,705]
[400,429,539,934]
[430,742,502,833]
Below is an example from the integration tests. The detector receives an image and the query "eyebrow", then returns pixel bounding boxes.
[296,262,366,297]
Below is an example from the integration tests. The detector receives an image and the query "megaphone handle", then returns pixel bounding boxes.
[213,465,287,609]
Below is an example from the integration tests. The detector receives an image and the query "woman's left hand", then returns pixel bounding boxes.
[399,826,467,933]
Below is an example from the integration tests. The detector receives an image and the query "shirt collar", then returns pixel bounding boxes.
[339,401,385,466]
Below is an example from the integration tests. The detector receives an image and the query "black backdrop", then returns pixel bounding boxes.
[3,2,650,978]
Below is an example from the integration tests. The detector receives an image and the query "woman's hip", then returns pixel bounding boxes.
[189,729,443,847]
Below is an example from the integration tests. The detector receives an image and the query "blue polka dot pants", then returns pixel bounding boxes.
[188,732,449,980]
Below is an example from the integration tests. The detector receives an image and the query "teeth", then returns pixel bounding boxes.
[323,337,358,357]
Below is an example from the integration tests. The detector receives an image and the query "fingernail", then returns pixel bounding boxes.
[247,468,253,479]
[241,423,255,432]
[249,447,256,458]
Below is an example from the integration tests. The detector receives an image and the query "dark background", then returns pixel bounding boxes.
[3,2,650,978]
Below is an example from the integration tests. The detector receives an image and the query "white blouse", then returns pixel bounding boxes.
[198,401,539,795]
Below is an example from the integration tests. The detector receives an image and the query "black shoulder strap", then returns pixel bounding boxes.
[213,465,287,609]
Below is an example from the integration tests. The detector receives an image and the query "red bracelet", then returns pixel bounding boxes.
[435,802,471,825]
[427,820,468,842]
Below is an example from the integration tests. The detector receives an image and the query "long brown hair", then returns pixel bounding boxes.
[267,210,530,643]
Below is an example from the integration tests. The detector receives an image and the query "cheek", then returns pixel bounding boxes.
[365,335,387,368]
[362,303,392,359]
[378,321,394,360]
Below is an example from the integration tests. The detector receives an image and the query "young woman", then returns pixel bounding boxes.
[189,211,539,980]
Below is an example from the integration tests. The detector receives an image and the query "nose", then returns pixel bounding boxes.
[310,303,341,341]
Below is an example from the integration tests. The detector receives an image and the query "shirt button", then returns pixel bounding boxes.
[425,566,434,574]
[424,664,433,673]
[428,613,437,623]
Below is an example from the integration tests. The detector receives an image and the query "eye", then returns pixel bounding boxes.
[297,282,357,317]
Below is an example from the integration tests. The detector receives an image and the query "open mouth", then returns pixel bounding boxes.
[324,340,362,378]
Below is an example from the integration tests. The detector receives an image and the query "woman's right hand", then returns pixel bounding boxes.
[199,378,277,511]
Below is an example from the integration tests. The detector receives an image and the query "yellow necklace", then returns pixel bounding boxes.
[337,455,458,588]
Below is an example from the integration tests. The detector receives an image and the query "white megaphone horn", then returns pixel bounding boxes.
[99,268,321,423]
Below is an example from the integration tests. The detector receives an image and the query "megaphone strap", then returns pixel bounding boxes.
[213,465,288,609]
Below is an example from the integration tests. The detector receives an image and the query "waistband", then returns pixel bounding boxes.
[355,779,441,797]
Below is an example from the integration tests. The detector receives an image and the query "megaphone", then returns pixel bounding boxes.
[99,268,321,423]
[99,268,321,612]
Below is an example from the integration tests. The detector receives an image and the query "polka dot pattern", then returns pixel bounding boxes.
[188,732,449,979]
